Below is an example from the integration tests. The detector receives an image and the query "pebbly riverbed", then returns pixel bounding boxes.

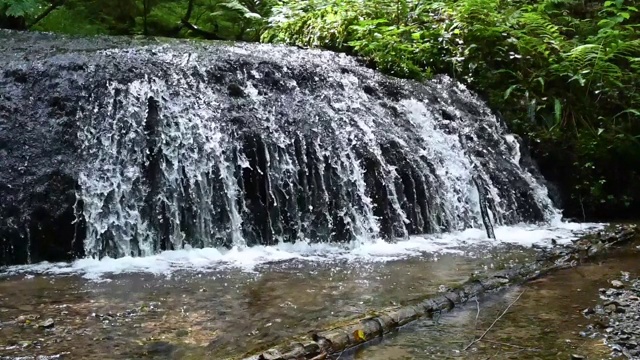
[582,265,640,359]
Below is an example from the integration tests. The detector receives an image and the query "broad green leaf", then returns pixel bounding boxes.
[3,0,41,17]
[554,98,562,124]
[504,84,519,100]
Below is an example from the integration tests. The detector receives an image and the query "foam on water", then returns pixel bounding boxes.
[3,221,603,280]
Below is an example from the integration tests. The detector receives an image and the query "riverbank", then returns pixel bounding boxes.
[582,273,640,359]
[241,224,638,360]
[353,242,640,360]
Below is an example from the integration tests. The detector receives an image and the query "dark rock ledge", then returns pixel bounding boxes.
[240,225,638,360]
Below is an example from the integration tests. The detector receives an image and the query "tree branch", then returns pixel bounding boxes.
[464,290,526,351]
[180,0,223,40]
[143,0,148,36]
[28,0,65,29]
[183,0,195,23]
[180,20,223,40]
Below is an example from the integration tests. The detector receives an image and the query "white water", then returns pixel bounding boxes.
[1,39,577,269]
[4,220,603,280]
[69,45,562,259]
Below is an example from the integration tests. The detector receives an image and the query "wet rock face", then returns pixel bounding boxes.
[0,54,86,265]
[0,30,557,265]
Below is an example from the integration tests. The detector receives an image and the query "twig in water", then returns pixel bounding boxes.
[464,289,526,351]
[503,348,527,357]
[470,296,480,344]
[310,351,327,360]
[484,348,501,360]
[482,339,539,351]
[474,297,481,325]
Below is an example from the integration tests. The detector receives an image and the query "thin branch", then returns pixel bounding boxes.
[464,290,526,351]
[28,0,65,29]
[503,348,528,357]
[470,296,480,344]
[183,0,195,23]
[143,0,148,36]
[309,351,327,360]
[180,0,223,40]
[481,339,539,351]
[180,20,223,40]
[473,297,481,327]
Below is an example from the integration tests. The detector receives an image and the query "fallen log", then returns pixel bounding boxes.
[240,224,639,360]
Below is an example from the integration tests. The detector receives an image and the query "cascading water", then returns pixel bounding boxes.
[0,31,559,264]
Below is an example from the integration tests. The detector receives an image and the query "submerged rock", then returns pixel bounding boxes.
[16,314,40,324]
[0,30,558,265]
[612,280,624,289]
[39,318,55,329]
[145,341,176,356]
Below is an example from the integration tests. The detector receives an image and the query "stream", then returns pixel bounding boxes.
[351,235,640,360]
[0,223,618,359]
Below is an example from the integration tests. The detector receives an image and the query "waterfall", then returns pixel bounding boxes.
[0,32,559,262]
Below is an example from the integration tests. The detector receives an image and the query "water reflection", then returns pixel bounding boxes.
[0,245,533,359]
[351,244,640,360]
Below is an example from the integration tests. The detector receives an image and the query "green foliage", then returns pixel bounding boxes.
[210,0,275,40]
[3,0,274,39]
[1,0,42,17]
[263,0,640,218]
[33,6,105,35]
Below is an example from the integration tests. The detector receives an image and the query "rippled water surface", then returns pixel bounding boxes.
[0,249,532,358]
[350,238,640,360]
[0,223,606,359]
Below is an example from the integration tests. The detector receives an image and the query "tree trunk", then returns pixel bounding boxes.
[143,0,148,36]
